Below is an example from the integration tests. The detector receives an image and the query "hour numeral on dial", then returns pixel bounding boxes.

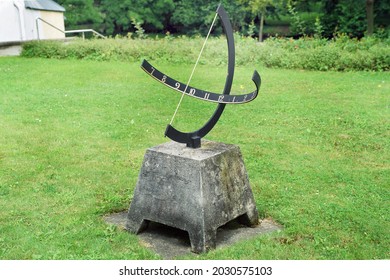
[141,59,260,105]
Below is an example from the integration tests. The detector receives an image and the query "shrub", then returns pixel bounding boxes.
[258,35,389,71]
[21,35,390,72]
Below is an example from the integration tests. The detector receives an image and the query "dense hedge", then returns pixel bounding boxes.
[21,35,390,71]
[261,35,390,71]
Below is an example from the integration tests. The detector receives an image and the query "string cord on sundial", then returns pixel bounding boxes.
[140,4,260,148]
[169,12,219,125]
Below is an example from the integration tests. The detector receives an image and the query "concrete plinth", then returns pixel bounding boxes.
[126,140,259,253]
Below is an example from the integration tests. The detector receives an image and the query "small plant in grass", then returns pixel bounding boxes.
[131,18,147,39]
[314,16,324,38]
[287,1,306,36]
[247,20,256,38]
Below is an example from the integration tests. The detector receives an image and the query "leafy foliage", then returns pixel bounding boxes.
[97,0,175,34]
[238,0,282,41]
[21,35,390,72]
[322,0,366,38]
[321,0,390,38]
[261,35,390,71]
[56,0,102,29]
[170,0,248,34]
[55,0,390,39]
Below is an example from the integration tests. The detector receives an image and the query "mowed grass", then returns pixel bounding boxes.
[0,57,389,259]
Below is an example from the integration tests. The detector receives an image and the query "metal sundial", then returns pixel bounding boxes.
[127,5,262,253]
[141,4,261,148]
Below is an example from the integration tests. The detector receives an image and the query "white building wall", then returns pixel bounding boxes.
[23,8,40,40]
[0,0,23,43]
[0,0,65,44]
[39,10,65,39]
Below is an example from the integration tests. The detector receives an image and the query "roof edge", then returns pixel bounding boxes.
[24,0,66,13]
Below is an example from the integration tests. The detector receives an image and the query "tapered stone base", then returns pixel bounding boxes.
[126,140,259,253]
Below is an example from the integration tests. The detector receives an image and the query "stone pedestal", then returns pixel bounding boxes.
[126,140,259,253]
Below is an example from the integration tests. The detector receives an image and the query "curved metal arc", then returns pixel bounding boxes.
[141,59,260,104]
[165,67,262,145]
[165,4,236,148]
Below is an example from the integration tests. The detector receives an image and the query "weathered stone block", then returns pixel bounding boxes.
[126,140,259,253]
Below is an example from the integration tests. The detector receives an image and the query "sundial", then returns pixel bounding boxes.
[141,4,261,148]
[127,4,262,254]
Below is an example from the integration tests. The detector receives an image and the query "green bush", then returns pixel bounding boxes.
[21,35,390,72]
[259,35,390,71]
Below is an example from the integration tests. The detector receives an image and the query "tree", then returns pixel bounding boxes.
[238,0,282,41]
[98,0,174,35]
[375,0,390,31]
[126,0,175,31]
[366,0,374,35]
[56,0,102,29]
[170,0,247,35]
[321,0,366,37]
[320,0,389,38]
[57,0,389,38]
[170,0,214,34]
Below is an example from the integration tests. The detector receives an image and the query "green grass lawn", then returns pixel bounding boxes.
[0,57,389,259]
